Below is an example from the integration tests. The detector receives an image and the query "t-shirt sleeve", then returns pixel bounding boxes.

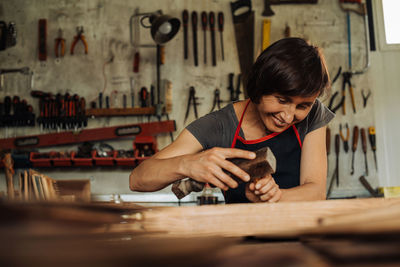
[186,111,222,150]
[307,98,335,133]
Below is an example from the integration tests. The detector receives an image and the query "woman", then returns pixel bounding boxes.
[129,37,334,203]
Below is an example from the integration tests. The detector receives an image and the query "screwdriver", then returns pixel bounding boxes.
[191,11,198,66]
[209,11,216,66]
[335,134,340,186]
[351,126,359,175]
[218,12,224,61]
[368,126,377,171]
[182,10,189,60]
[201,12,207,64]
[139,87,149,107]
[326,127,331,156]
[360,128,369,176]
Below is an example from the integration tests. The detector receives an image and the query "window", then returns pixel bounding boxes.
[375,0,400,50]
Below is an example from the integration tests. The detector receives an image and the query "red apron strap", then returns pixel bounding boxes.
[292,125,302,148]
[231,99,251,148]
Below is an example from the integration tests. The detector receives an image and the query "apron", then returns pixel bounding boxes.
[224,99,302,203]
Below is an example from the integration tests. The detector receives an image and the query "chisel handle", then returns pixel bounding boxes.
[361,128,367,153]
[335,134,340,155]
[352,126,359,152]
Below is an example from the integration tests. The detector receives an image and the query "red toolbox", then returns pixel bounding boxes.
[115,150,137,167]
[71,151,94,167]
[30,152,53,167]
[134,136,158,164]
[52,152,73,167]
[93,150,117,166]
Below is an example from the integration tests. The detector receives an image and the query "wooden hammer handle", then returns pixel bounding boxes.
[3,153,15,200]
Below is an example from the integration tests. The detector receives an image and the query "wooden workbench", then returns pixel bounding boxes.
[1,198,400,266]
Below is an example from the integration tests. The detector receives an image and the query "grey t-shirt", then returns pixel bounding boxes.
[187,99,334,149]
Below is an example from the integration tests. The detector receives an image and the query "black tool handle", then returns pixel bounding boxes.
[230,0,252,23]
[228,73,234,101]
[191,11,198,66]
[182,10,189,60]
[201,12,207,30]
[326,127,331,155]
[218,12,224,32]
[209,12,216,66]
[335,134,340,186]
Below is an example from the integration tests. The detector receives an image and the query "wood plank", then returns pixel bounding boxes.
[132,198,400,238]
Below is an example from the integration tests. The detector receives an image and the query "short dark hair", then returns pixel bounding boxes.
[246,38,330,104]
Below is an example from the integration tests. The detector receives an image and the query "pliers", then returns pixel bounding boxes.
[210,88,223,112]
[70,26,88,55]
[339,123,350,153]
[342,72,356,115]
[54,28,65,58]
[184,87,200,123]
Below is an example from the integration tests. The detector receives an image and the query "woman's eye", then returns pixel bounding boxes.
[297,104,308,110]
[277,98,287,104]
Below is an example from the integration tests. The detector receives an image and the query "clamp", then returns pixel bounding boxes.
[54,28,65,58]
[210,88,223,112]
[227,73,241,102]
[339,123,350,153]
[70,26,88,55]
[184,86,201,123]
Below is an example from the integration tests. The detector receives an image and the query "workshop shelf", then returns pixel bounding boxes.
[93,150,117,166]
[71,151,94,167]
[30,152,53,167]
[52,152,73,167]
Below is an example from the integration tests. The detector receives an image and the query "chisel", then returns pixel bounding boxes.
[218,12,224,61]
[335,134,340,186]
[182,10,189,60]
[361,128,369,176]
[351,126,359,175]
[209,11,216,66]
[201,12,207,64]
[191,11,198,66]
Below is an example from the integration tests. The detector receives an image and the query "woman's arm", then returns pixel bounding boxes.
[280,126,327,201]
[129,129,255,192]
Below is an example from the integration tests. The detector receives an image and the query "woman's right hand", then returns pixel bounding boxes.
[180,147,256,191]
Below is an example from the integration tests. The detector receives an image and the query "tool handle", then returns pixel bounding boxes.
[218,12,224,31]
[361,128,367,153]
[368,126,376,150]
[201,11,207,30]
[191,11,198,29]
[133,51,139,73]
[352,126,359,152]
[209,11,215,30]
[326,127,331,155]
[335,134,340,155]
[182,10,189,25]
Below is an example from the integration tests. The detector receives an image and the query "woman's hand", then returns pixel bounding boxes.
[245,174,282,203]
[181,147,256,191]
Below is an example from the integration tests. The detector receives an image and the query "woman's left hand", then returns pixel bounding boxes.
[245,174,282,203]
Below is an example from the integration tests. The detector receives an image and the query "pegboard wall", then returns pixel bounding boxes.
[0,0,381,199]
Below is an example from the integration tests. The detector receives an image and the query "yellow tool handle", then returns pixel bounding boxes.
[349,86,356,113]
[262,19,271,51]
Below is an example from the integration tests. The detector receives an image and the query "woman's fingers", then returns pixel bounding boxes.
[218,159,250,183]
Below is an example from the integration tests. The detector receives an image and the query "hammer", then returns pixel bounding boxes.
[171,146,276,199]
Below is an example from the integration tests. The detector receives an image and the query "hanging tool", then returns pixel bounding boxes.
[339,123,349,153]
[54,28,65,58]
[327,134,340,197]
[262,0,318,17]
[328,91,344,113]
[191,11,198,66]
[182,10,189,60]
[231,0,254,90]
[209,12,217,66]
[351,126,359,175]
[139,87,149,107]
[129,8,141,72]
[130,77,135,107]
[359,175,383,198]
[326,127,331,157]
[262,19,271,50]
[38,19,47,62]
[339,0,370,75]
[184,87,200,123]
[70,26,88,55]
[341,72,356,115]
[368,126,377,171]
[201,12,207,64]
[218,12,224,61]
[361,89,371,108]
[210,88,223,112]
[228,73,242,102]
[360,127,368,176]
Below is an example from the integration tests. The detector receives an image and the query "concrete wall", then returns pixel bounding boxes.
[0,0,398,202]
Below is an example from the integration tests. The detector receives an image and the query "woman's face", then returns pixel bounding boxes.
[255,93,318,133]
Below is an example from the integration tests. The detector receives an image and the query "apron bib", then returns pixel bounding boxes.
[225,100,302,203]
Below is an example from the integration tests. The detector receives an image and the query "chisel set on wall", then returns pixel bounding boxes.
[182,10,225,66]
